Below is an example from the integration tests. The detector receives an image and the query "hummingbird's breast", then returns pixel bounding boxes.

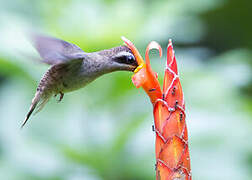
[56,60,97,93]
[38,56,107,96]
[58,60,104,92]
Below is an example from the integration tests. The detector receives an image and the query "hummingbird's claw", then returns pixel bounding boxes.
[56,92,64,103]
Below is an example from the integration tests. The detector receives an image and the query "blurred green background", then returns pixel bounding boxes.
[0,0,251,179]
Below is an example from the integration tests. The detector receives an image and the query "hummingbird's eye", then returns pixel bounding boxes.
[115,54,137,65]
[125,55,135,64]
[113,51,137,66]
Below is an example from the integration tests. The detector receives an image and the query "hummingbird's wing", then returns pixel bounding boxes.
[30,34,86,65]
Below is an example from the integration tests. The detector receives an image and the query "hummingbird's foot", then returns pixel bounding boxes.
[57,92,64,103]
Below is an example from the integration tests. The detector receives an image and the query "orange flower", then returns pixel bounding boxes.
[122,37,191,180]
[122,37,162,104]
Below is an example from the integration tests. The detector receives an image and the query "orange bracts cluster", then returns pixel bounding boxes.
[122,37,191,180]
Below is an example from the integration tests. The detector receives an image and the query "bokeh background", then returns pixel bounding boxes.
[0,0,251,179]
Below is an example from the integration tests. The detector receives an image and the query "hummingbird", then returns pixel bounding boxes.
[22,34,138,128]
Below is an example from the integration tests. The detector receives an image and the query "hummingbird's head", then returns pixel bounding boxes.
[111,49,138,71]
[98,46,138,72]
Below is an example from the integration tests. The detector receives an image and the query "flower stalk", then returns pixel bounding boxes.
[122,37,192,180]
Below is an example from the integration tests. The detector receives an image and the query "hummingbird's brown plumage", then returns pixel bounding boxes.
[22,34,138,128]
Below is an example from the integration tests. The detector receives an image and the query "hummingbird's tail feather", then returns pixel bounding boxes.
[21,91,42,128]
[33,97,50,115]
[22,92,52,128]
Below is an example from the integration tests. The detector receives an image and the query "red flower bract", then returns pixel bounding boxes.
[122,37,191,180]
